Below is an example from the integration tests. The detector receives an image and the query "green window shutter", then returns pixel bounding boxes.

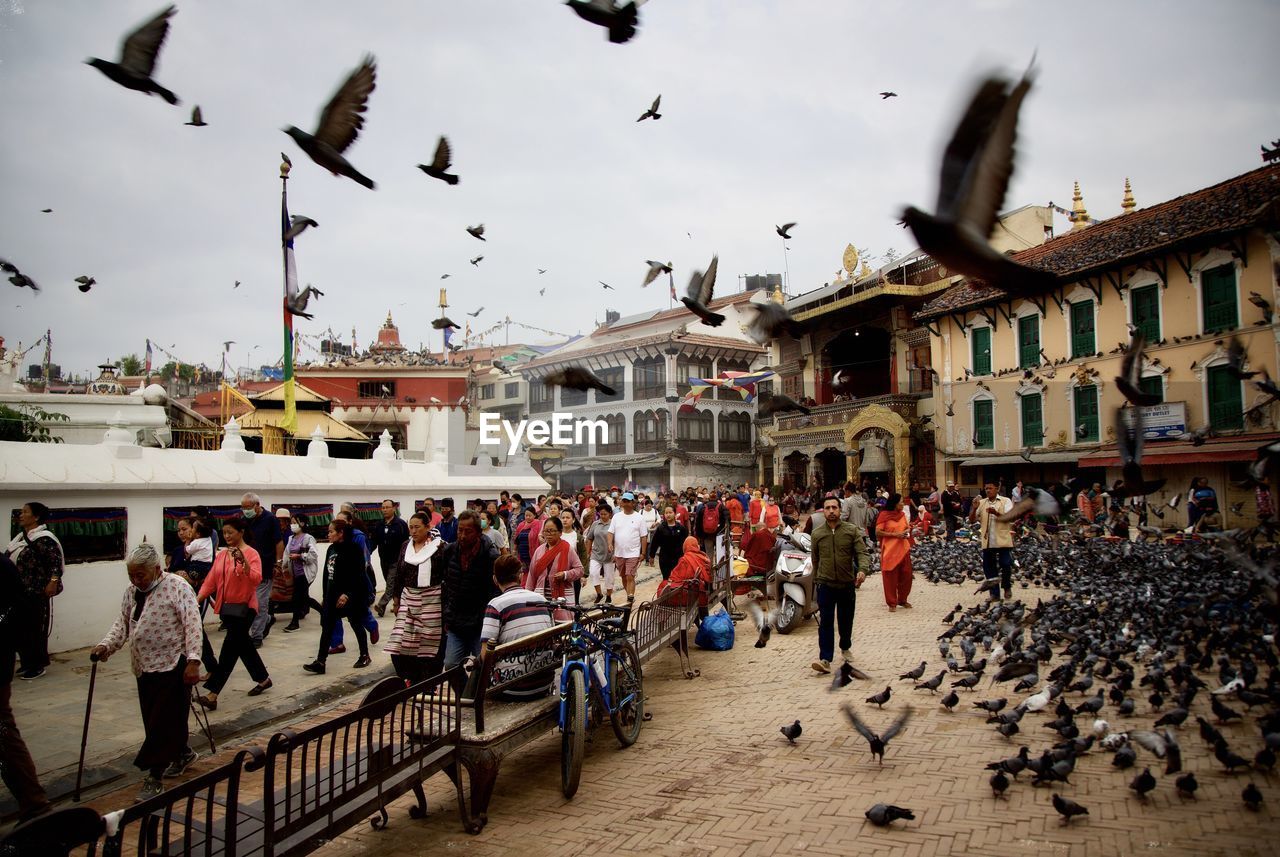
[1017,315,1040,369]
[1130,285,1160,342]
[1138,375,1163,403]
[974,399,994,449]
[1070,301,1095,359]
[972,327,992,376]
[1073,385,1099,442]
[1207,365,1244,431]
[1020,393,1043,446]
[1202,264,1238,333]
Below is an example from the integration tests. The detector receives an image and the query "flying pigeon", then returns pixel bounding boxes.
[776,222,796,239]
[184,105,206,126]
[86,5,180,104]
[1115,332,1161,407]
[1,259,39,292]
[756,391,810,418]
[1249,291,1272,322]
[901,63,1057,295]
[75,276,96,293]
[680,255,724,326]
[418,136,459,185]
[642,260,672,287]
[467,307,484,317]
[537,268,547,275]
[543,366,616,396]
[636,94,661,122]
[566,0,640,44]
[1111,409,1166,499]
[40,209,52,214]
[843,705,912,765]
[879,91,898,99]
[284,215,318,243]
[470,256,484,266]
[600,281,614,290]
[744,302,804,345]
[286,284,324,320]
[467,224,486,241]
[284,55,378,189]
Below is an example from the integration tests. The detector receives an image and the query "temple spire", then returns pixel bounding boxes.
[1121,177,1136,214]
[1069,181,1090,232]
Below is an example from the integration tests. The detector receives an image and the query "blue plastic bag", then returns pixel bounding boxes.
[694,608,735,651]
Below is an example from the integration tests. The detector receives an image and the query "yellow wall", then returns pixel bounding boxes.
[928,230,1279,489]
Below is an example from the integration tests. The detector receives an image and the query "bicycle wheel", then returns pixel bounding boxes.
[607,642,644,747]
[561,667,587,799]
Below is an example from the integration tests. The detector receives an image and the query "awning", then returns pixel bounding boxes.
[1076,438,1271,468]
[957,451,1080,467]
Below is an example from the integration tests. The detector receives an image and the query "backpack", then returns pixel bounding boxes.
[701,500,720,534]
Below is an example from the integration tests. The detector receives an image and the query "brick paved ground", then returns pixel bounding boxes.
[315,572,1275,857]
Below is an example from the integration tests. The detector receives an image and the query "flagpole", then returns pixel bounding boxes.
[280,157,298,438]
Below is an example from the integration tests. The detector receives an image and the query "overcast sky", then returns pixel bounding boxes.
[2,0,1277,379]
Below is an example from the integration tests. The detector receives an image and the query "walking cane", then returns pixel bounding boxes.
[189,686,217,754]
[73,653,100,802]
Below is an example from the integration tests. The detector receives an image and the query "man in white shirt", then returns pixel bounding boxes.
[968,483,1015,600]
[606,492,649,604]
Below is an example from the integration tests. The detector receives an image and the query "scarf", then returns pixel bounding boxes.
[456,536,482,573]
[403,537,442,587]
[5,525,60,564]
[528,539,570,600]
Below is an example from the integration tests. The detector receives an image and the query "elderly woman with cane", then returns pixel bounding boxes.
[92,543,203,803]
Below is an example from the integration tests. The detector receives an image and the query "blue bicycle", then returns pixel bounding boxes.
[553,601,645,798]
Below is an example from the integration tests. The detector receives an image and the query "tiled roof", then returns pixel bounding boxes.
[521,331,766,372]
[917,163,1280,320]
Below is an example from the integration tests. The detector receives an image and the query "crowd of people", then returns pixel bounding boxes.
[0,474,1248,809]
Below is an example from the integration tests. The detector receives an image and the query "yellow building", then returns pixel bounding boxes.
[915,164,1280,528]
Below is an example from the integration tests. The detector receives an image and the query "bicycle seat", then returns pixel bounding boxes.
[598,616,627,630]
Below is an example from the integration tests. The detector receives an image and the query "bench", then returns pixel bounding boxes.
[84,668,469,857]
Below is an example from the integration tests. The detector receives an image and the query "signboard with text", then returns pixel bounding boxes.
[1121,401,1187,441]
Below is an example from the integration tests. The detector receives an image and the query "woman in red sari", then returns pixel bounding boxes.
[875,493,913,611]
[656,537,712,609]
[525,516,583,620]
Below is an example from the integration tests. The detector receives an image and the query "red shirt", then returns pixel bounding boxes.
[674,504,690,529]
[740,528,777,575]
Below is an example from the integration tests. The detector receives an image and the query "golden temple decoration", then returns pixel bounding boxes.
[1121,178,1136,213]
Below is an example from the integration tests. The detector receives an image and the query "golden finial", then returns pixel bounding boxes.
[1121,177,1136,213]
[438,288,448,308]
[842,243,860,276]
[280,153,292,178]
[385,311,394,326]
[771,285,785,304]
[1070,181,1090,232]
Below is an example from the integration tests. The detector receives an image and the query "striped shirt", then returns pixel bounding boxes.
[481,586,555,699]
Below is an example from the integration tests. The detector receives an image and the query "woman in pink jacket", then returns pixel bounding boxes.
[195,517,272,709]
[525,516,583,621]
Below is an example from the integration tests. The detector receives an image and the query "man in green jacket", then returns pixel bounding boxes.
[809,494,869,674]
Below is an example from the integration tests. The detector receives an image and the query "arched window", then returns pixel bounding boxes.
[718,410,752,452]
[716,359,750,399]
[634,409,666,453]
[633,357,665,400]
[676,355,714,396]
[677,408,714,452]
[599,413,627,455]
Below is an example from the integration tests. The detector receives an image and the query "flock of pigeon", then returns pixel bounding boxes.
[774,535,1278,833]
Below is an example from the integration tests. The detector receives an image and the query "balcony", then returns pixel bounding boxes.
[774,392,924,432]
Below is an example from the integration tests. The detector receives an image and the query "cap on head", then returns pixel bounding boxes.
[622,491,635,501]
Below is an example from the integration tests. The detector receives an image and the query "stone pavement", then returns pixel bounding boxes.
[3,606,395,815]
[313,574,1274,857]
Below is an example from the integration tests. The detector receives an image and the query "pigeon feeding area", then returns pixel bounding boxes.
[320,536,1276,857]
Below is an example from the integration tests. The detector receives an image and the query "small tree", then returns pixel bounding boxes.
[0,404,69,443]
[118,354,144,376]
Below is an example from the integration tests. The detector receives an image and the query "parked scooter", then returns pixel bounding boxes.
[771,529,816,634]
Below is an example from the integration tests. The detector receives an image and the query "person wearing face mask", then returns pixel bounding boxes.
[92,542,203,803]
[282,512,319,631]
[436,498,459,544]
[238,493,282,648]
[479,509,509,555]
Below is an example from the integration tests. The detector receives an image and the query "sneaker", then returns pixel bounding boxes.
[284,620,300,632]
[18,667,46,681]
[328,644,346,655]
[811,659,832,674]
[370,627,380,645]
[135,775,164,803]
[163,748,198,779]
[303,660,326,674]
[840,649,853,664]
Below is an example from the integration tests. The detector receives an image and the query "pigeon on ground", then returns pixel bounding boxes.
[986,746,1030,778]
[284,215,318,243]
[864,804,914,827]
[1153,707,1188,728]
[184,105,206,126]
[636,94,661,121]
[543,366,616,396]
[866,686,891,708]
[1052,793,1088,823]
[286,284,324,320]
[1175,772,1198,799]
[899,661,927,681]
[1130,767,1157,800]
[284,56,378,189]
[1243,782,1263,810]
[470,256,484,266]
[1112,745,1137,769]
[642,260,673,287]
[914,670,946,693]
[990,770,1010,797]
[467,224,486,241]
[2,259,39,292]
[901,63,1056,295]
[680,255,724,326]
[1211,695,1243,724]
[75,276,96,293]
[780,719,802,744]
[776,222,796,239]
[566,0,640,43]
[432,317,460,331]
[87,5,180,105]
[418,136,459,185]
[941,690,960,710]
[1215,739,1252,773]
[843,706,912,765]
[744,302,804,345]
[974,698,1007,714]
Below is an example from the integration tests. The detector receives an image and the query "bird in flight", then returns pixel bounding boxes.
[600,281,615,290]
[75,276,96,293]
[776,222,796,240]
[642,260,672,287]
[86,4,180,104]
[467,308,484,317]
[566,0,640,44]
[222,340,235,352]
[440,274,451,280]
[233,280,240,289]
[537,268,547,275]
[467,224,486,241]
[1,259,39,292]
[185,105,207,126]
[879,91,898,99]
[680,255,723,326]
[418,136,459,185]
[284,215,318,243]
[432,317,460,330]
[284,55,378,189]
[40,209,52,214]
[637,94,662,122]
[470,256,484,266]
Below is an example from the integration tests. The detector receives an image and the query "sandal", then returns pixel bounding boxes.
[247,679,272,697]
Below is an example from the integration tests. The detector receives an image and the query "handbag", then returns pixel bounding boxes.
[220,602,253,620]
